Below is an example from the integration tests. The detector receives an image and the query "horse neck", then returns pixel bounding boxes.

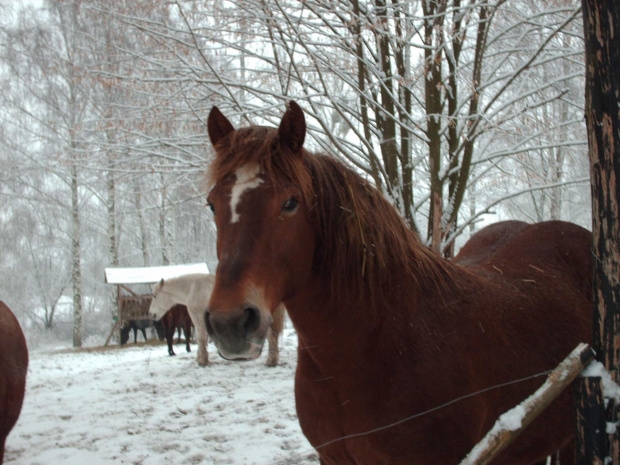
[286,270,424,345]
[285,250,468,370]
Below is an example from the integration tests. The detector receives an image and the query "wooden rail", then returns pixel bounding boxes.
[460,343,595,465]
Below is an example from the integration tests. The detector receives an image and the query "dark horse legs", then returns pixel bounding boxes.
[133,327,147,343]
[164,313,178,356]
[163,304,193,356]
[182,320,191,353]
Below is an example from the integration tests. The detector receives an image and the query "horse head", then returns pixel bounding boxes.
[120,320,131,345]
[205,101,315,361]
[149,279,176,321]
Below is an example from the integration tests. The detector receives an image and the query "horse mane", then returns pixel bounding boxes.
[208,126,313,198]
[208,126,453,310]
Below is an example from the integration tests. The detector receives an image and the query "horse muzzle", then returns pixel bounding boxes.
[217,341,263,361]
[206,304,271,361]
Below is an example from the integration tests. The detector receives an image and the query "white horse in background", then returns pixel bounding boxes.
[149,273,285,366]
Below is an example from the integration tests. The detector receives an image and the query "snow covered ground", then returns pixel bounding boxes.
[4,328,319,465]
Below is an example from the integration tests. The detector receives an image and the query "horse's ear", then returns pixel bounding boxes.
[153,278,164,294]
[208,106,235,147]
[279,101,306,153]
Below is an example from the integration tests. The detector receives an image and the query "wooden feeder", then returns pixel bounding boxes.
[103,263,209,345]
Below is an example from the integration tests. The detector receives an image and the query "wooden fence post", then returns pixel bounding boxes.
[574,377,607,464]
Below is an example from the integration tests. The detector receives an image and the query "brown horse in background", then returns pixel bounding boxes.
[161,304,194,356]
[204,101,591,464]
[0,301,28,464]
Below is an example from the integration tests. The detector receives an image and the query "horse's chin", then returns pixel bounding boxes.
[217,341,263,362]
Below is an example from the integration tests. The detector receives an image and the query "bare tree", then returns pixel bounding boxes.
[125,0,588,253]
[0,0,591,347]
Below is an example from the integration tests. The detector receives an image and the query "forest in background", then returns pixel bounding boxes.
[0,0,590,348]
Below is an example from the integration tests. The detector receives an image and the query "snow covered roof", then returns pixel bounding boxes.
[104,263,210,284]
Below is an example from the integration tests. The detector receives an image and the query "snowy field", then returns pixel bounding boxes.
[4,328,319,465]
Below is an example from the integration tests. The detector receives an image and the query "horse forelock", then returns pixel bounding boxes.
[207,126,311,198]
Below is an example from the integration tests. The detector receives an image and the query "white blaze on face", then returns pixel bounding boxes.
[230,164,263,223]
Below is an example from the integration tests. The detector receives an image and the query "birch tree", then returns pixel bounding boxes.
[0,1,93,346]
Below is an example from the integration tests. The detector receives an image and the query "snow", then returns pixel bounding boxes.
[496,405,526,431]
[4,328,318,465]
[104,264,210,285]
[581,360,620,403]
[459,403,526,465]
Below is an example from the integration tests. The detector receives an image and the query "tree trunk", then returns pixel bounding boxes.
[135,176,150,267]
[423,0,446,253]
[106,152,118,267]
[444,4,490,255]
[351,0,383,196]
[70,160,82,348]
[159,174,170,265]
[549,40,570,220]
[582,0,620,380]
[374,0,399,204]
[574,377,607,465]
[578,0,620,463]
[393,0,416,232]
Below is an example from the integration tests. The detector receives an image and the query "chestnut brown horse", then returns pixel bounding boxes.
[0,301,28,464]
[161,304,194,356]
[204,101,591,465]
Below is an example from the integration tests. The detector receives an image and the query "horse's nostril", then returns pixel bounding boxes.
[242,306,261,336]
[207,306,261,341]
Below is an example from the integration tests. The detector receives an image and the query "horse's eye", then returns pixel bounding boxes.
[282,197,299,213]
[207,202,215,214]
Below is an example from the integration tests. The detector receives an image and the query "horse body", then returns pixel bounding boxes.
[290,221,590,464]
[204,102,591,464]
[0,301,28,465]
[149,273,285,366]
[161,304,193,356]
[150,273,214,366]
